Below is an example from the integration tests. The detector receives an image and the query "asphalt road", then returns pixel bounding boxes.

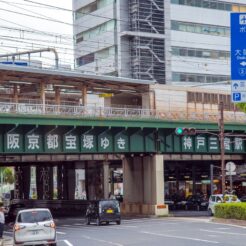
[4,216,246,246]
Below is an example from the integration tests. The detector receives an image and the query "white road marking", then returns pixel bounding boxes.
[4,231,12,234]
[63,239,73,246]
[57,231,66,235]
[216,228,230,230]
[141,231,219,244]
[120,225,137,228]
[208,221,246,229]
[200,229,246,236]
[73,223,84,226]
[81,235,124,246]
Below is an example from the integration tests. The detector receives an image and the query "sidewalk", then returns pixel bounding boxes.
[0,237,13,246]
[212,217,246,227]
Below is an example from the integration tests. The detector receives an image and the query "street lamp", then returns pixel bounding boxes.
[218,101,226,194]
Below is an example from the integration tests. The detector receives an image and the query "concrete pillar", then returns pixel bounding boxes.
[81,86,87,106]
[13,85,18,103]
[40,82,45,112]
[57,165,68,200]
[122,155,168,216]
[36,166,43,200]
[103,161,109,199]
[55,87,61,105]
[14,166,24,199]
[21,166,31,199]
[67,168,76,200]
[123,156,143,203]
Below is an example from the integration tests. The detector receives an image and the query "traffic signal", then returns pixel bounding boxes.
[175,127,196,136]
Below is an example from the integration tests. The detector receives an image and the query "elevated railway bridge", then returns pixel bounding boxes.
[0,65,245,216]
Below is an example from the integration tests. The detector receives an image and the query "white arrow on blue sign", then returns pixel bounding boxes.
[231,81,246,92]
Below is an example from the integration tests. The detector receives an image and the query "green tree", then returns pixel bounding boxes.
[3,167,14,184]
[237,103,246,112]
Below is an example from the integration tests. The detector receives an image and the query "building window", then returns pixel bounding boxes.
[76,46,115,67]
[75,0,114,20]
[171,20,229,37]
[172,47,229,60]
[172,72,230,83]
[77,53,95,66]
[171,0,246,12]
[75,20,115,44]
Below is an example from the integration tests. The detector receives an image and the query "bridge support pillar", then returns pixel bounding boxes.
[121,155,168,216]
[36,166,53,199]
[14,166,30,199]
[57,165,68,200]
[103,161,109,199]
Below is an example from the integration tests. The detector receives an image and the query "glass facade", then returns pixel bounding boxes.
[75,0,114,20]
[172,72,230,83]
[76,46,115,66]
[172,46,229,60]
[171,0,246,12]
[75,20,115,43]
[171,20,230,37]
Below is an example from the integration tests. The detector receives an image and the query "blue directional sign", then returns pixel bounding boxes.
[231,13,246,80]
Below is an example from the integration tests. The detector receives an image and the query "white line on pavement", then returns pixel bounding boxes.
[200,229,246,236]
[140,231,219,244]
[81,235,124,246]
[63,239,73,246]
[57,231,66,235]
[216,228,230,230]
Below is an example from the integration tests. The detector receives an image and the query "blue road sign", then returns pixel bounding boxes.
[232,92,246,102]
[233,93,241,101]
[231,13,246,80]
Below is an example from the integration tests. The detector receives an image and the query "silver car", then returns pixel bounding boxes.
[13,208,57,246]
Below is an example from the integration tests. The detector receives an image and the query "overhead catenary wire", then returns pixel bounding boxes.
[0,0,233,79]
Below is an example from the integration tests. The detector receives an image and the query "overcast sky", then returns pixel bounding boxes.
[0,0,74,68]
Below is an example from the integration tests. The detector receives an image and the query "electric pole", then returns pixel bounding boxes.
[218,101,225,194]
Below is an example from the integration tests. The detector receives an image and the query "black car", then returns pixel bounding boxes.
[86,200,121,226]
[240,196,246,202]
[185,195,208,211]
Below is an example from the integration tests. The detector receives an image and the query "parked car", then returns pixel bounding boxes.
[6,203,26,222]
[13,208,56,246]
[185,195,209,211]
[240,195,246,202]
[86,199,121,226]
[208,194,240,215]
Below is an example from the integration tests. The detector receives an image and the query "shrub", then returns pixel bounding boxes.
[215,203,246,220]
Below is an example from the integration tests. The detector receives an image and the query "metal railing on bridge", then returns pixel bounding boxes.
[0,102,245,123]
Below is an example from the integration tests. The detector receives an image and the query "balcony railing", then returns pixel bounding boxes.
[0,102,245,124]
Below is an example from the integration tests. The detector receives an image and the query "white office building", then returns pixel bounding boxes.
[72,0,246,84]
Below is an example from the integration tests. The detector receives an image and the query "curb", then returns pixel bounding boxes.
[212,217,246,227]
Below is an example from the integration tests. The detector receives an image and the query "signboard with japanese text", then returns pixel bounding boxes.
[181,136,194,152]
[231,13,246,102]
[208,136,220,153]
[44,132,62,153]
[195,135,207,153]
[98,132,113,153]
[4,132,24,153]
[81,133,97,153]
[63,133,79,153]
[233,137,245,152]
[25,132,43,153]
[0,125,245,155]
[114,133,129,152]
[231,13,246,80]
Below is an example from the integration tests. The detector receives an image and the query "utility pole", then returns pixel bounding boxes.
[218,101,225,194]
